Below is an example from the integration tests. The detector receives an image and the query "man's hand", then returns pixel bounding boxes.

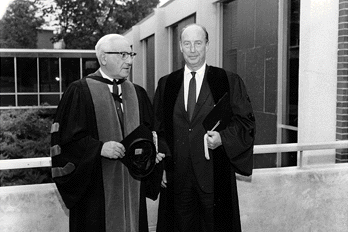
[206,131,222,150]
[101,141,125,159]
[156,152,165,164]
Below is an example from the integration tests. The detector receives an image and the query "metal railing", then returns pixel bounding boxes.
[1,140,347,171]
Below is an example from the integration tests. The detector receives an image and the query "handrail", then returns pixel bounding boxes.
[0,157,52,170]
[0,140,347,170]
[253,140,348,153]
[253,140,348,167]
[0,48,95,53]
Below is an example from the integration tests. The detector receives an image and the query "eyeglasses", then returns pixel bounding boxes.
[104,52,137,60]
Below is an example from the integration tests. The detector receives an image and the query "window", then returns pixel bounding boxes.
[39,58,59,92]
[17,57,39,106]
[17,57,38,93]
[222,0,299,168]
[0,57,15,93]
[0,50,97,108]
[144,35,155,102]
[0,95,15,106]
[82,58,98,77]
[0,57,15,106]
[61,58,80,91]
[280,0,300,166]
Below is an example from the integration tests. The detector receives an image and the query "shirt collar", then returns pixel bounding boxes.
[184,62,206,78]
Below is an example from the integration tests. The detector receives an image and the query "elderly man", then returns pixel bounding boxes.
[50,34,163,232]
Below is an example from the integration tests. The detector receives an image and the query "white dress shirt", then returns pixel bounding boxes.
[183,63,206,111]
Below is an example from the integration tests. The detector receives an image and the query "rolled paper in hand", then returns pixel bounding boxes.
[204,120,221,160]
[204,133,210,160]
[152,131,158,153]
[211,120,220,131]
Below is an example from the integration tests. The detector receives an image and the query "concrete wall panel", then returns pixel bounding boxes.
[2,163,348,231]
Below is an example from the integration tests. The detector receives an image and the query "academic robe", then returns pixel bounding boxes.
[153,65,255,232]
[50,72,161,232]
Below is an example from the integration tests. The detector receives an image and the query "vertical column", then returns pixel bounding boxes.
[130,25,143,86]
[337,0,348,162]
[298,0,338,165]
[154,7,169,85]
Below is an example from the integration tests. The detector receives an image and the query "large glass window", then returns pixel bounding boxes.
[281,129,297,166]
[17,58,38,93]
[18,95,38,106]
[222,0,299,168]
[0,95,15,107]
[0,57,15,93]
[286,0,299,128]
[82,58,98,77]
[61,58,80,91]
[39,58,59,92]
[40,94,60,106]
[0,50,96,108]
[172,15,196,71]
[280,0,300,167]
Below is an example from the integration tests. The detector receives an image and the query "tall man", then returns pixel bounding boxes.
[154,24,256,231]
[50,34,163,232]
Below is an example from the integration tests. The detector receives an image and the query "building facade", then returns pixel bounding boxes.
[123,0,346,167]
[0,0,346,168]
[37,29,54,49]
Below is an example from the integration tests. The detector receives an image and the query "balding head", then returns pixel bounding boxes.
[180,24,209,43]
[95,34,134,80]
[95,34,130,63]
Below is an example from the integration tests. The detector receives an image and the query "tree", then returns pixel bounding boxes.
[0,0,46,48]
[52,0,160,49]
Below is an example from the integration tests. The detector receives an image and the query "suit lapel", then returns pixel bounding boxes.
[191,67,211,121]
[163,68,184,131]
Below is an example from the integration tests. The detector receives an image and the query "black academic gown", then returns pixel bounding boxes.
[153,65,255,232]
[50,74,160,232]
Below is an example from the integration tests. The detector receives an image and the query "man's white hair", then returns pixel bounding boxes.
[95,34,126,63]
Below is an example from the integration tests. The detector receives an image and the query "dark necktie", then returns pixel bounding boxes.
[113,79,124,128]
[187,72,196,121]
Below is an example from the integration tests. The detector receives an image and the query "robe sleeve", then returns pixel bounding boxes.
[135,84,163,201]
[153,75,172,156]
[148,76,176,201]
[153,76,173,180]
[50,80,103,209]
[220,73,256,176]
[135,84,154,130]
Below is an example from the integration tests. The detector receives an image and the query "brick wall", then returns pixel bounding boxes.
[337,0,348,162]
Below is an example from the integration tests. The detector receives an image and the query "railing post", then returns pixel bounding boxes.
[299,150,303,168]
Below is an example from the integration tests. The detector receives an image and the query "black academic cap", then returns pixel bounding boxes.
[120,124,157,179]
[202,92,233,132]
